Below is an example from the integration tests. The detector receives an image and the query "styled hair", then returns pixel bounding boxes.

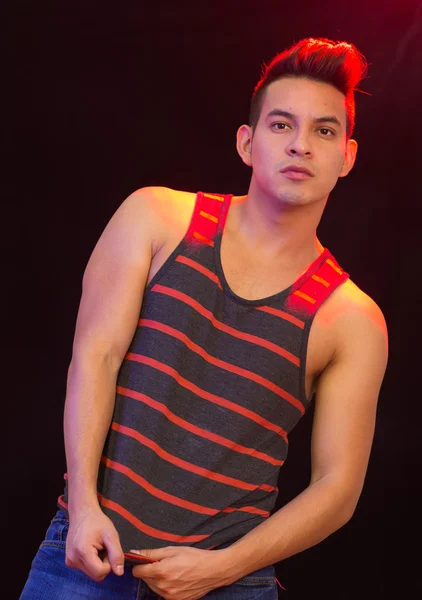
[249,38,368,138]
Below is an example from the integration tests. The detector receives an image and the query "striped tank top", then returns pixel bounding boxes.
[59,191,349,552]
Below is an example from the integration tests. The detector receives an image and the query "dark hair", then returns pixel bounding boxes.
[249,38,368,138]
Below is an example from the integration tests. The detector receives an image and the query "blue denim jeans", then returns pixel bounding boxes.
[19,511,278,600]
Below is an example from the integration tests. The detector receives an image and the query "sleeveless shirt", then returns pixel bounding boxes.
[59,191,349,552]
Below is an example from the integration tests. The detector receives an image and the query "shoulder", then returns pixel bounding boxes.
[321,277,388,366]
[123,186,196,217]
[119,186,197,251]
[327,277,387,333]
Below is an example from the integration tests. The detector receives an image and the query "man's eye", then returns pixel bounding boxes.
[272,122,289,131]
[319,128,335,136]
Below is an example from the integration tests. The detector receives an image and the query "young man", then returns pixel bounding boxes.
[20,38,388,600]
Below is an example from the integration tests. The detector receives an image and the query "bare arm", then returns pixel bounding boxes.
[219,294,389,580]
[63,187,162,579]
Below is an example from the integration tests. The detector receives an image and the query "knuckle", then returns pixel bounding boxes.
[64,556,72,567]
[65,552,76,567]
[76,546,88,558]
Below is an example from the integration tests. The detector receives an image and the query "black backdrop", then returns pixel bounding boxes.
[3,1,420,598]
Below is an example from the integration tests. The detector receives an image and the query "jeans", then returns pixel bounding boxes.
[19,511,278,600]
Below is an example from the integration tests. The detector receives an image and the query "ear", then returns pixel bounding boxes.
[236,124,253,167]
[339,138,358,178]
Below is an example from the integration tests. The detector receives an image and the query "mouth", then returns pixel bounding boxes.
[280,165,313,180]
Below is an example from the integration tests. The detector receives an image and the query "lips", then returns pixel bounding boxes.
[280,165,313,177]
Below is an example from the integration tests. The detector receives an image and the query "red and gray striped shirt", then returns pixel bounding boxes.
[59,191,349,552]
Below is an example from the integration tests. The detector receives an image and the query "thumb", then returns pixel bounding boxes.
[103,531,125,576]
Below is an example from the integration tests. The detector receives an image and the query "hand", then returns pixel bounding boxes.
[65,505,125,582]
[130,546,235,600]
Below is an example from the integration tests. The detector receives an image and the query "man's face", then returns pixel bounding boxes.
[237,77,357,206]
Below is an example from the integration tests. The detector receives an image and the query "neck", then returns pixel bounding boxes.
[230,179,328,262]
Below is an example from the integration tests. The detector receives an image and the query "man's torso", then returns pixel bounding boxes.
[144,187,356,402]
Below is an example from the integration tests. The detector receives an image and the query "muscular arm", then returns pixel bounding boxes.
[62,187,163,578]
[219,293,389,581]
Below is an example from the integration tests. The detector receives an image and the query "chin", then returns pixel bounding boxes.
[276,189,311,206]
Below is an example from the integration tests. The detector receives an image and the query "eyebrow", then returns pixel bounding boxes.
[266,109,342,128]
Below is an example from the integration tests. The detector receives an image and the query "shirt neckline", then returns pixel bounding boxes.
[213,195,329,307]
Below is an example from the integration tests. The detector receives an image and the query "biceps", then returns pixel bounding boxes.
[310,344,387,488]
[72,195,153,366]
[74,261,149,365]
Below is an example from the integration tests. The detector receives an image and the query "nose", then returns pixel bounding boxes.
[285,129,312,157]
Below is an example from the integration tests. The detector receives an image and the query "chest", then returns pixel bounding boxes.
[220,235,305,301]
[148,233,336,404]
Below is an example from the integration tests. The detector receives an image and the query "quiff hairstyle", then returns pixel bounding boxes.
[249,37,368,138]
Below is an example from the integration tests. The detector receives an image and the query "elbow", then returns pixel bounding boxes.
[314,474,362,529]
[69,346,122,374]
[339,504,356,527]
[326,499,357,537]
[336,490,362,528]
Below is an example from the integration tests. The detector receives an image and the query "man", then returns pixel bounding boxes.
[20,37,388,600]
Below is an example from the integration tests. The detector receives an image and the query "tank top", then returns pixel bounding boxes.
[58,191,349,552]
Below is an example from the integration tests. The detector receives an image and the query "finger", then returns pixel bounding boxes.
[66,548,109,581]
[103,531,125,576]
[80,548,112,581]
[129,547,173,561]
[132,563,158,579]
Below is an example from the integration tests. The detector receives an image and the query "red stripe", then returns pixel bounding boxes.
[199,210,219,224]
[98,495,209,543]
[58,495,68,510]
[326,258,343,275]
[222,506,269,517]
[60,474,268,520]
[312,274,330,287]
[203,193,224,202]
[111,422,278,493]
[294,290,316,304]
[174,259,304,332]
[102,457,269,518]
[140,319,305,414]
[152,284,299,367]
[102,457,217,515]
[126,353,287,440]
[175,256,222,288]
[193,231,214,246]
[256,305,305,329]
[117,385,283,466]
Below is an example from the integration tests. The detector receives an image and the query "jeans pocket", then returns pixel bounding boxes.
[230,573,278,600]
[235,565,276,586]
[234,576,276,586]
[40,510,69,549]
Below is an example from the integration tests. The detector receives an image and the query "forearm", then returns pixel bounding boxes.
[221,476,356,582]
[64,353,120,515]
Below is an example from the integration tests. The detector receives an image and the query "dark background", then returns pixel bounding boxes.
[3,1,420,598]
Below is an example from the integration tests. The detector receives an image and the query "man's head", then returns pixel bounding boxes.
[250,37,367,140]
[237,38,368,207]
